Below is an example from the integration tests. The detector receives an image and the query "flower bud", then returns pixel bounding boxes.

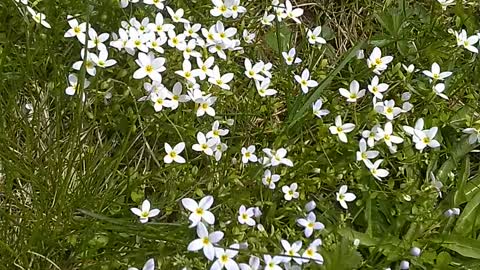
[444,209,454,217]
[253,207,262,218]
[452,208,460,215]
[353,239,360,247]
[400,260,410,269]
[305,200,316,212]
[356,49,365,59]
[410,247,421,257]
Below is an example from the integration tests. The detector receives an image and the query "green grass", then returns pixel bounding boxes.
[1,0,480,269]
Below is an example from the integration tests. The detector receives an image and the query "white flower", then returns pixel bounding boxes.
[282,183,299,201]
[284,0,303,24]
[457,30,479,53]
[27,7,51,28]
[422,62,452,81]
[241,145,257,163]
[403,118,424,137]
[413,128,440,151]
[207,120,229,143]
[329,115,355,143]
[282,48,302,65]
[433,83,449,100]
[187,222,224,261]
[211,0,232,18]
[307,26,327,45]
[402,64,416,73]
[15,0,28,5]
[227,0,247,18]
[336,185,356,209]
[148,13,174,39]
[72,50,97,76]
[263,255,283,270]
[133,52,166,81]
[91,49,117,68]
[126,28,149,53]
[255,79,277,97]
[367,76,389,100]
[239,256,260,270]
[305,200,316,212]
[302,240,324,264]
[64,16,86,41]
[295,69,318,94]
[175,59,200,83]
[181,195,215,227]
[374,100,402,120]
[356,138,379,167]
[193,132,217,156]
[244,59,265,81]
[165,82,190,110]
[297,212,325,237]
[130,199,160,223]
[367,47,393,75]
[167,7,189,23]
[362,126,379,147]
[209,66,234,90]
[182,39,202,59]
[242,30,256,44]
[214,142,228,162]
[263,148,293,167]
[375,122,404,149]
[194,57,215,80]
[339,80,366,102]
[280,240,304,264]
[262,169,280,189]
[211,246,239,270]
[85,28,109,52]
[167,30,187,50]
[164,142,186,164]
[259,61,273,78]
[65,74,90,96]
[120,0,139,8]
[437,0,455,10]
[196,96,217,117]
[238,205,256,226]
[366,160,389,181]
[128,258,155,270]
[312,99,330,118]
[183,22,201,38]
[144,0,165,9]
[260,12,275,26]
[463,127,480,144]
[110,29,133,54]
[150,91,173,112]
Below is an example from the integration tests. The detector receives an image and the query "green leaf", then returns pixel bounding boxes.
[435,235,480,259]
[287,42,365,127]
[265,24,292,54]
[454,190,480,235]
[454,156,469,205]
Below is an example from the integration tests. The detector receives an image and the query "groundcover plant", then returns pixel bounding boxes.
[1,0,480,269]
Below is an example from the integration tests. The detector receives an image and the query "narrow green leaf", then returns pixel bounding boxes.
[454,190,480,235]
[435,235,480,259]
[454,155,469,205]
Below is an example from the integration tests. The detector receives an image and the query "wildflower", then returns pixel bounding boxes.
[187,222,224,261]
[402,64,416,73]
[297,212,325,237]
[207,120,229,143]
[362,126,379,147]
[306,26,327,45]
[260,12,275,26]
[374,100,402,120]
[239,256,260,270]
[91,49,117,68]
[150,91,173,112]
[400,260,410,270]
[194,57,215,80]
[403,118,424,137]
[413,128,440,151]
[196,96,217,117]
[280,240,303,264]
[356,138,379,167]
[375,122,404,149]
[282,48,302,65]
[366,160,389,180]
[263,148,294,167]
[126,28,149,53]
[167,29,187,50]
[65,74,90,96]
[211,0,232,18]
[262,169,280,189]
[65,16,86,41]
[422,63,452,81]
[175,59,200,83]
[164,142,186,164]
[244,59,265,81]
[167,7,189,23]
[302,240,324,264]
[144,0,165,9]
[165,82,189,110]
[133,52,166,81]
[263,255,283,270]
[192,132,217,156]
[410,247,421,257]
[284,0,303,24]
[120,0,139,8]
[208,66,234,90]
[312,99,330,118]
[227,0,247,18]
[211,246,239,270]
[367,76,389,100]
[128,258,155,270]
[238,205,256,226]
[433,83,448,100]
[85,28,109,52]
[282,183,299,201]
[336,185,356,209]
[255,79,277,97]
[305,200,316,212]
[130,199,160,223]
[367,47,393,75]
[339,80,365,102]
[456,30,479,53]
[259,61,273,78]
[27,7,51,28]
[148,13,174,39]
[242,30,256,44]
[241,145,257,163]
[72,50,97,76]
[214,142,228,162]
[430,172,443,198]
[437,0,455,10]
[462,127,480,144]
[295,69,318,93]
[181,195,215,227]
[329,115,355,143]
[182,39,202,59]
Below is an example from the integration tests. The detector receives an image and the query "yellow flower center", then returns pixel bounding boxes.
[74,26,81,33]
[145,65,153,73]
[195,208,204,215]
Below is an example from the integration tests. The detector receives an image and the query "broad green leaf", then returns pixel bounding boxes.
[265,24,291,54]
[436,235,480,259]
[454,190,480,235]
[454,156,469,205]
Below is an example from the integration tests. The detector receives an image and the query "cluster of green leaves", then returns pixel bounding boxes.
[0,0,479,269]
